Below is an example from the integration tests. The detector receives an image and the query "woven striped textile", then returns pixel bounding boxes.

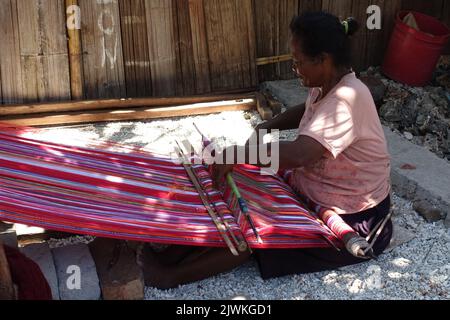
[0,123,338,249]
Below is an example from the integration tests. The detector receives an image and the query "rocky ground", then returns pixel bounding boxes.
[364,56,450,162]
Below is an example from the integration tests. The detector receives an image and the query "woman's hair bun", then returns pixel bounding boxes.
[342,17,359,36]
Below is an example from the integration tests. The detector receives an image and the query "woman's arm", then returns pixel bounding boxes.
[211,134,327,188]
[256,103,306,131]
[246,103,306,147]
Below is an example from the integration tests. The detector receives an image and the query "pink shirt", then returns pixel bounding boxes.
[292,72,391,214]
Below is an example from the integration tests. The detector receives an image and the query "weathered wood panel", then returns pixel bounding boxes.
[233,0,258,88]
[2,0,449,104]
[349,0,370,71]
[16,0,40,102]
[204,0,256,91]
[187,0,211,94]
[144,0,179,96]
[380,0,402,64]
[0,0,23,104]
[254,0,324,82]
[321,0,367,70]
[17,0,70,103]
[442,0,450,27]
[329,0,403,71]
[401,0,444,18]
[119,0,152,97]
[80,0,126,99]
[0,64,2,104]
[298,0,322,13]
[173,0,196,95]
[278,0,299,80]
[254,0,296,81]
[321,0,353,21]
[254,0,279,81]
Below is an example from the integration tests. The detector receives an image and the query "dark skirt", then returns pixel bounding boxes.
[254,195,392,279]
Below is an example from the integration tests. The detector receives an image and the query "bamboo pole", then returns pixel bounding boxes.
[256,54,292,66]
[66,0,84,100]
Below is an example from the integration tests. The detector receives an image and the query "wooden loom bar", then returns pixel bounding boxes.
[0,93,255,116]
[1,99,257,126]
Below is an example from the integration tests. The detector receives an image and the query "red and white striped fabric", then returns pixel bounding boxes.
[0,123,339,249]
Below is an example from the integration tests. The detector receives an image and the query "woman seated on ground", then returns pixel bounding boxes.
[137,11,392,289]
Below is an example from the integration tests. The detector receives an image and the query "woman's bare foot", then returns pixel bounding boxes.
[136,244,178,289]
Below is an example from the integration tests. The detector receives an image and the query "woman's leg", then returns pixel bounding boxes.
[255,195,393,279]
[149,245,205,266]
[137,244,251,289]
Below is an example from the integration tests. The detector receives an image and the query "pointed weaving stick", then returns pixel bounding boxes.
[192,123,252,251]
[226,173,263,244]
[198,180,249,253]
[193,122,261,244]
[174,142,239,256]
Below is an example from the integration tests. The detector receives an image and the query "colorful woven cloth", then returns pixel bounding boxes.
[0,123,338,249]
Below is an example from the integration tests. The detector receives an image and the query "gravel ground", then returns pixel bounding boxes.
[27,110,449,300]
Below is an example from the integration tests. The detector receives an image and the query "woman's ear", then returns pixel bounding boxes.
[320,53,335,67]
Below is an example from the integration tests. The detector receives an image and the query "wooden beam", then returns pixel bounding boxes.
[262,91,283,116]
[255,92,273,120]
[0,92,255,116]
[66,0,84,100]
[0,243,15,300]
[1,99,257,127]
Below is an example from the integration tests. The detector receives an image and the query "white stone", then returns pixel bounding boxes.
[0,230,18,248]
[21,243,60,300]
[365,265,384,290]
[52,244,101,300]
[404,132,413,140]
[348,279,364,294]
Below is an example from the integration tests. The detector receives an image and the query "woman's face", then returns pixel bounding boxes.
[290,37,326,88]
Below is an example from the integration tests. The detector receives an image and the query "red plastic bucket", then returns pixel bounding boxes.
[382,11,450,87]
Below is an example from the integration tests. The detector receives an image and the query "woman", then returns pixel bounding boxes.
[138,11,392,288]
